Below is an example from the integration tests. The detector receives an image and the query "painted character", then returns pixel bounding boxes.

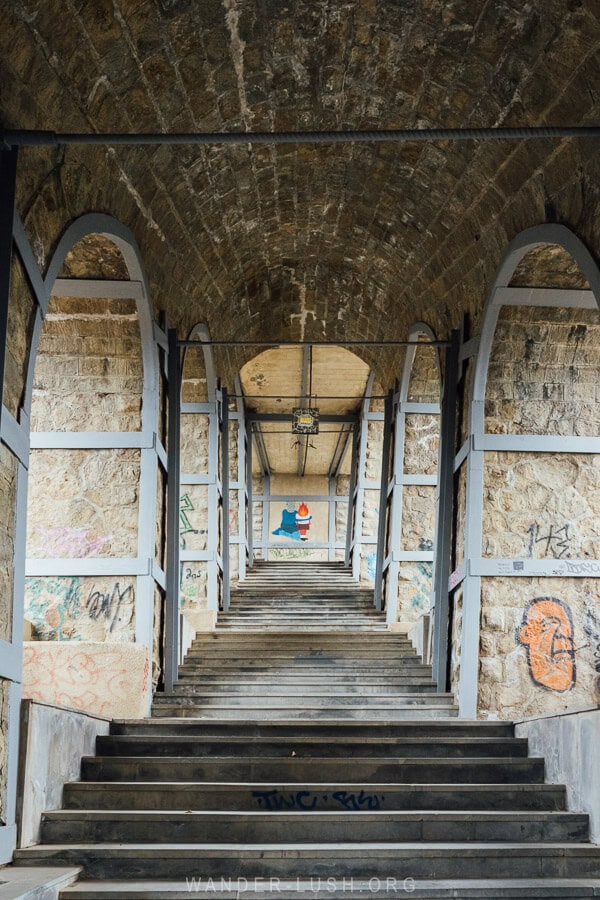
[295,503,312,541]
[518,597,576,692]
[272,502,302,541]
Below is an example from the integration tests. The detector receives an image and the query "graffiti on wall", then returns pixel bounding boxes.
[179,494,199,548]
[32,526,113,557]
[272,502,312,542]
[527,523,572,559]
[25,576,135,641]
[180,565,206,607]
[26,577,83,640]
[21,642,150,718]
[517,597,576,692]
[85,582,134,633]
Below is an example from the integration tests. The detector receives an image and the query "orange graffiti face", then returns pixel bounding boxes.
[518,598,575,692]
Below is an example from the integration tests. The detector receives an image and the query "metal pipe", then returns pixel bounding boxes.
[180,339,448,347]
[3,126,600,148]
[231,394,388,401]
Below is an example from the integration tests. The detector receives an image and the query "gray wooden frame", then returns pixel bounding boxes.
[0,210,162,863]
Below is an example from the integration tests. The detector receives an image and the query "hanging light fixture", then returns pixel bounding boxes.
[292,345,319,434]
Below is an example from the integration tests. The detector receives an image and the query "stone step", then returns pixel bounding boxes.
[178,666,426,677]
[80,756,544,783]
[58,877,600,898]
[41,810,589,845]
[63,781,566,813]
[15,843,600,880]
[177,669,436,694]
[177,666,431,677]
[150,705,459,720]
[152,692,455,706]
[188,645,413,652]
[170,682,439,695]
[95,735,529,758]
[109,719,515,738]
[189,636,412,645]
[215,624,389,631]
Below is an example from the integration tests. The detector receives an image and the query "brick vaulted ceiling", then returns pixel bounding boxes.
[2,0,600,379]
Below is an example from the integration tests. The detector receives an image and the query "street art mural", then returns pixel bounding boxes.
[272,501,312,542]
[518,597,576,692]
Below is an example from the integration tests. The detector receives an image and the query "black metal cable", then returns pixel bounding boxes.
[3,126,600,148]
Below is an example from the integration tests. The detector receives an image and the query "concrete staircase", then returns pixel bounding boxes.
[14,561,600,896]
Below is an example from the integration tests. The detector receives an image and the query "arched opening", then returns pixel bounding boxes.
[457,225,600,718]
[238,346,372,567]
[19,219,164,720]
[384,325,442,637]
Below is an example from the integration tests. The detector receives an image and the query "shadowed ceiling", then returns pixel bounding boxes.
[2,0,600,384]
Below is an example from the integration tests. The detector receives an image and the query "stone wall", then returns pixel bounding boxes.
[21,642,150,719]
[25,285,144,644]
[397,344,440,628]
[30,295,143,433]
[478,302,600,719]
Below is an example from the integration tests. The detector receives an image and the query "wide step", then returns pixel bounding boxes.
[15,843,600,880]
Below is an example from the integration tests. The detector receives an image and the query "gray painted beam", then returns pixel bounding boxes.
[328,477,336,561]
[29,431,154,449]
[246,419,254,567]
[374,390,394,611]
[0,406,29,468]
[431,330,460,692]
[0,641,21,681]
[247,412,359,424]
[51,278,144,300]
[494,286,596,309]
[25,557,150,577]
[253,494,349,503]
[220,387,230,611]
[472,557,600,577]
[344,425,360,568]
[474,433,600,454]
[297,344,311,477]
[164,328,181,693]
[0,148,18,438]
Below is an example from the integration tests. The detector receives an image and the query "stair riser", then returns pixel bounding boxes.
[81,758,544,783]
[95,738,529,759]
[109,721,515,738]
[151,707,459,720]
[170,684,439,695]
[41,815,588,844]
[63,784,566,813]
[17,849,600,880]
[152,696,454,707]
[177,672,434,682]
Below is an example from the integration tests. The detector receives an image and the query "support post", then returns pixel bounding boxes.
[221,387,230,611]
[246,421,254,567]
[345,425,359,568]
[164,328,181,693]
[0,148,18,432]
[328,476,336,561]
[235,377,247,581]
[374,390,394,611]
[431,330,460,691]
